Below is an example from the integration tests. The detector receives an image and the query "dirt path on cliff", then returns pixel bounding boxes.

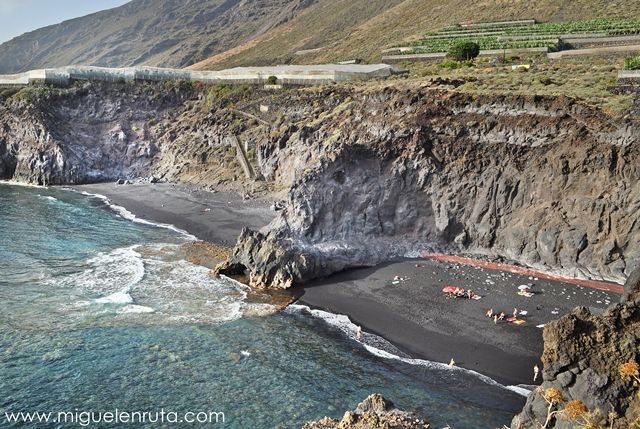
[299,258,619,387]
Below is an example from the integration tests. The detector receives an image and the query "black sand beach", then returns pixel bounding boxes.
[300,260,619,386]
[71,183,620,388]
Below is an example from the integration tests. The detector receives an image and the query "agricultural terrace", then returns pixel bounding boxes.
[385,18,640,55]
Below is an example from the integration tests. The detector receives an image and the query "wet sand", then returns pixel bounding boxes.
[299,258,620,386]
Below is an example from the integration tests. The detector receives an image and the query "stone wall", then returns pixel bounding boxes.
[563,34,640,49]
[618,70,640,86]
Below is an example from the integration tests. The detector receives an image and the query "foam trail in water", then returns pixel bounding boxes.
[77,190,198,240]
[36,194,59,202]
[89,246,144,305]
[286,304,532,397]
[46,246,143,305]
[44,243,267,324]
[118,304,155,314]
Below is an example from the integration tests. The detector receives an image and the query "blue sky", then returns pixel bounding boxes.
[0,0,130,44]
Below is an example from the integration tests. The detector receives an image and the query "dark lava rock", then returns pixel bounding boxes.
[219,90,639,288]
[302,394,430,429]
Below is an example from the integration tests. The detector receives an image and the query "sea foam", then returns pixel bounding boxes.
[118,304,155,314]
[95,291,134,304]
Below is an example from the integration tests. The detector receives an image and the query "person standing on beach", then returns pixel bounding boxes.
[533,364,540,382]
[356,325,363,341]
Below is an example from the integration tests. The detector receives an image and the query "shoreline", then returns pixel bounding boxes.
[288,302,533,398]
[67,182,620,388]
[71,182,275,247]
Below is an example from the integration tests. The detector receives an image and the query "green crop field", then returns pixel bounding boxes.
[406,38,559,54]
[391,18,640,55]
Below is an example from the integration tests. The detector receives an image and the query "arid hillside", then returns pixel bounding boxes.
[2,0,639,74]
[0,0,314,73]
[191,0,640,69]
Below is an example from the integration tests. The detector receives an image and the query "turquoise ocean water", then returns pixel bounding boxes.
[0,184,524,428]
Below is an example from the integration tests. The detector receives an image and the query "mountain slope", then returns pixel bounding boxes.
[191,0,640,70]
[0,0,313,73]
[2,0,639,74]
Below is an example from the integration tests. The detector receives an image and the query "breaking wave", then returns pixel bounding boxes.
[77,190,198,240]
[39,244,270,326]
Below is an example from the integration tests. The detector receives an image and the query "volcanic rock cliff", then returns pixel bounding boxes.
[1,82,639,287]
[0,82,193,185]
[215,88,640,288]
[0,82,264,192]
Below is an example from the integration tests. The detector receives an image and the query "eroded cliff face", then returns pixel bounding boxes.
[0,82,262,192]
[2,82,638,286]
[0,83,193,185]
[216,88,640,287]
[511,268,640,429]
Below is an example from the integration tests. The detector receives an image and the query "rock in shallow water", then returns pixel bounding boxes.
[302,394,430,429]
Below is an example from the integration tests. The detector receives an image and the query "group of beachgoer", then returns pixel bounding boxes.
[485,307,526,325]
[442,285,482,300]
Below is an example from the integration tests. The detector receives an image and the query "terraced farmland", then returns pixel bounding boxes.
[388,18,640,55]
